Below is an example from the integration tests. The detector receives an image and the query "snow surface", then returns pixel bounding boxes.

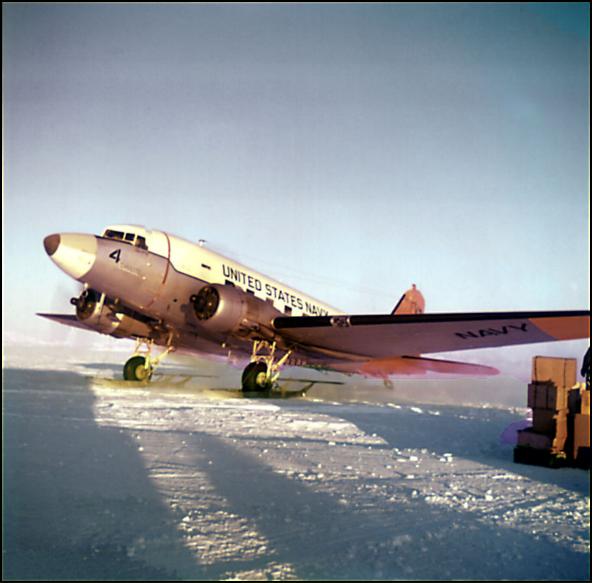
[3,346,590,580]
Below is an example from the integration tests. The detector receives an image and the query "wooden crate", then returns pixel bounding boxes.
[532,356,577,387]
[573,414,590,461]
[527,382,568,411]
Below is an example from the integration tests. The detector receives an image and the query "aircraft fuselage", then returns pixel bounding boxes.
[44,224,342,361]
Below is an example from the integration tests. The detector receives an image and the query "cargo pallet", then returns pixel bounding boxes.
[513,446,566,469]
[514,445,591,469]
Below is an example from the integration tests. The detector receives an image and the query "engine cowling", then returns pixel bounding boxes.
[191,284,281,337]
[71,288,153,338]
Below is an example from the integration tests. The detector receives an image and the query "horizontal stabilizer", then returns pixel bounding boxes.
[356,355,499,377]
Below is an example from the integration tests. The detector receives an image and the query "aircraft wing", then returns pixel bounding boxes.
[37,313,93,331]
[273,310,590,359]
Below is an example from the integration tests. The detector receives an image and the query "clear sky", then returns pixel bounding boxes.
[3,3,590,348]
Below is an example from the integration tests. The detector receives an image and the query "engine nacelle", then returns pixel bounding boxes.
[71,288,153,338]
[191,284,281,337]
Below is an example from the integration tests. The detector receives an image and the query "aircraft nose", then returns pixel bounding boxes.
[43,232,98,281]
[44,234,60,256]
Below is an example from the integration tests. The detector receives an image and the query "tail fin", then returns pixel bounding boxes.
[392,284,425,315]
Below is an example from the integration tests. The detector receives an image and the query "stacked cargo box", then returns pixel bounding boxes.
[514,356,590,468]
[568,382,591,468]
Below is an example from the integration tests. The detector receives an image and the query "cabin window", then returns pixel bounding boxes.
[124,233,135,242]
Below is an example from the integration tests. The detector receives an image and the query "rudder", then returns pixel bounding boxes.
[391,284,425,315]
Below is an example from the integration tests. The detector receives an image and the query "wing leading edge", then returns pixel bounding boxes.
[37,313,93,331]
[273,310,590,359]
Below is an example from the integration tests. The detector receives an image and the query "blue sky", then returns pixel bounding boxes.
[3,3,589,346]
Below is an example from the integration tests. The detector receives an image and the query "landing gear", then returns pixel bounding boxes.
[242,361,272,392]
[241,340,292,393]
[122,335,175,382]
[123,355,153,381]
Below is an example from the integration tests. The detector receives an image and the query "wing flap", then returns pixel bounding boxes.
[273,310,590,358]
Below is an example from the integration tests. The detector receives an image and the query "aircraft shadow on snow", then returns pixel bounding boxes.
[3,368,201,580]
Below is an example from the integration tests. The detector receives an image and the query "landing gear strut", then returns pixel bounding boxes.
[241,340,292,393]
[123,336,175,382]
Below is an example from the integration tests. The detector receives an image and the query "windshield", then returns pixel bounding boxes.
[103,228,147,250]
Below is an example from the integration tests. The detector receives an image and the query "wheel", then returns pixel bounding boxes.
[123,355,153,382]
[241,361,272,392]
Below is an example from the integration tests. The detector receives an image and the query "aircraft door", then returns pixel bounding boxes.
[139,230,172,310]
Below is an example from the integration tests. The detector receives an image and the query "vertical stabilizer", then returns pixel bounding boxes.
[391,284,425,315]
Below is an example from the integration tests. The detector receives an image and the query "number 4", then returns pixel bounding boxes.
[109,249,121,263]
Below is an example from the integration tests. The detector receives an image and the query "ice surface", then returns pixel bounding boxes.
[3,345,590,580]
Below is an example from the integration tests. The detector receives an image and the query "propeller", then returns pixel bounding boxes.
[45,280,83,345]
[70,288,100,320]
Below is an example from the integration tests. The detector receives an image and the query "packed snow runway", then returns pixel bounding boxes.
[3,348,590,580]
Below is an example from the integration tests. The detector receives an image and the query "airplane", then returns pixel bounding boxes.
[39,224,590,392]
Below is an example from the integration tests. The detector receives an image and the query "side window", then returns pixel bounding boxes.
[135,236,148,250]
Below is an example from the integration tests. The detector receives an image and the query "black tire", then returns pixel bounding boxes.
[241,361,271,392]
[123,356,153,382]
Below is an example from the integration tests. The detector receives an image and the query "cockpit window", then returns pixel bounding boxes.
[103,229,148,250]
[105,229,125,240]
